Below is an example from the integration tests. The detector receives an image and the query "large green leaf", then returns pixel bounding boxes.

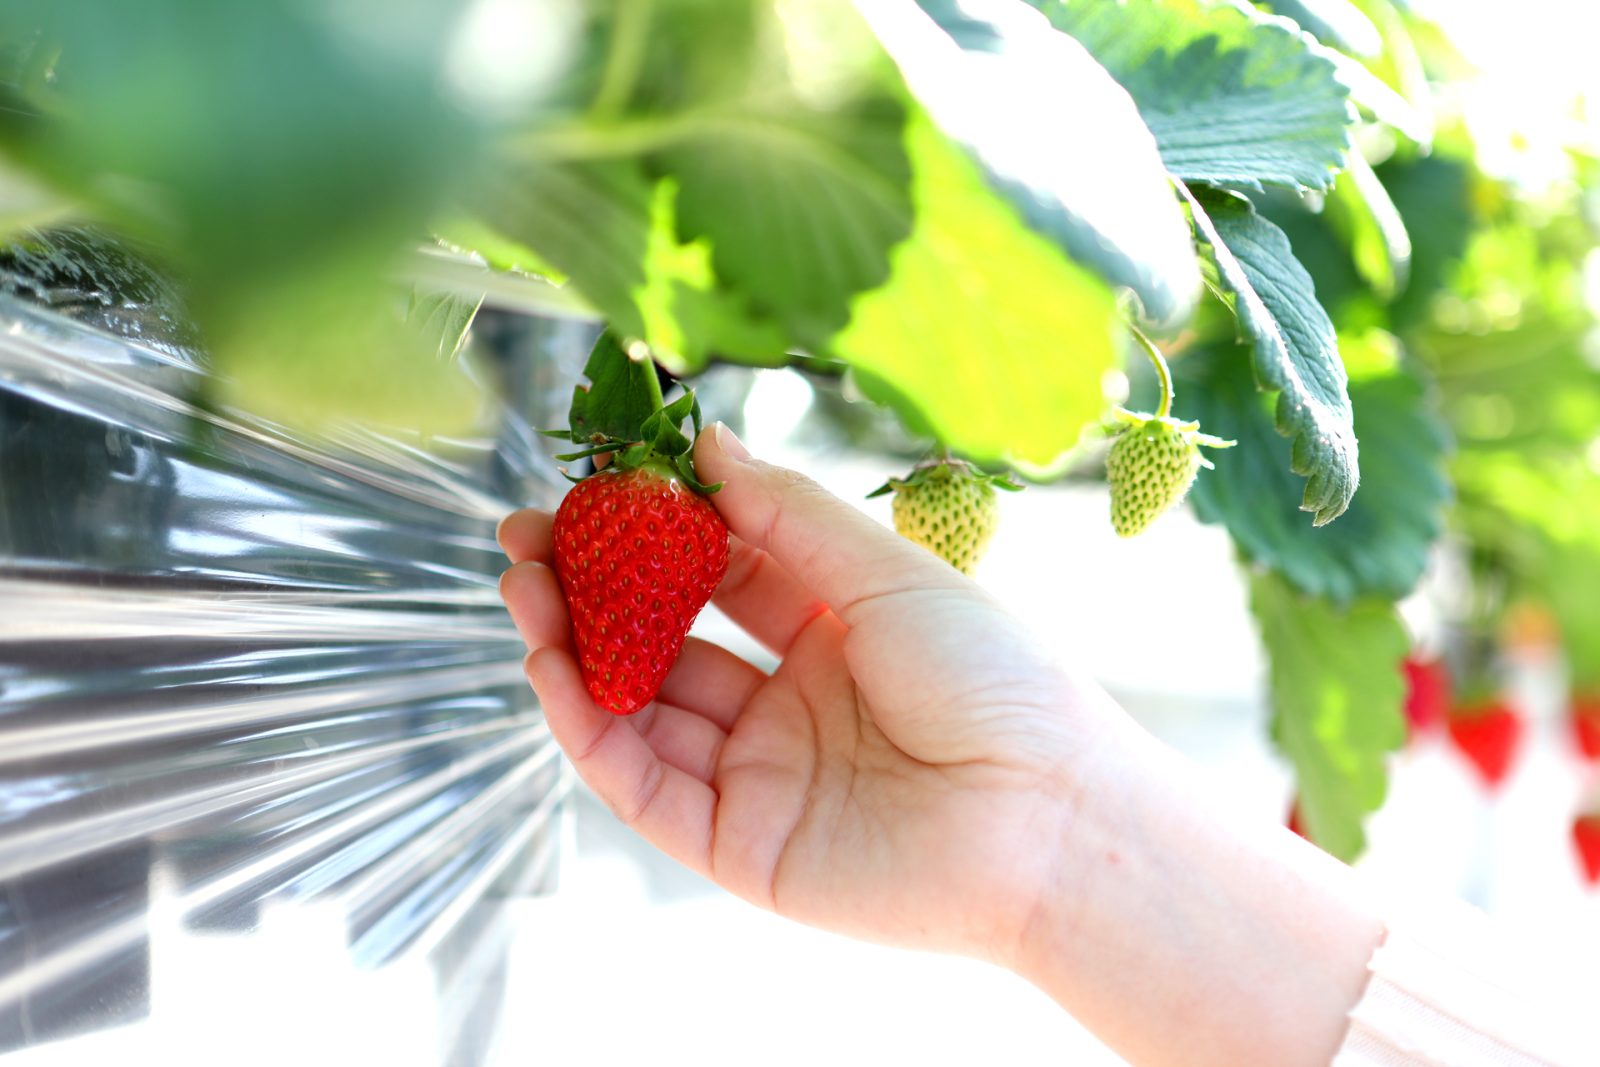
[482,0,908,363]
[482,158,655,341]
[657,90,913,343]
[831,111,1120,469]
[1376,152,1476,331]
[1251,570,1407,861]
[1181,333,1450,604]
[0,0,493,435]
[481,160,789,368]
[1260,0,1380,55]
[1345,0,1431,116]
[5,1,475,281]
[1185,186,1359,523]
[858,0,1198,326]
[1038,0,1354,191]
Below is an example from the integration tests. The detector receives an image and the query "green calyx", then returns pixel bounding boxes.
[1107,408,1236,459]
[869,454,1020,576]
[866,455,1023,499]
[543,329,721,493]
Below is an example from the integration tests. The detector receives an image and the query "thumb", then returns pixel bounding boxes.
[693,423,967,624]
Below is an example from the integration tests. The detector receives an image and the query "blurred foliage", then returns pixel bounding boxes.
[1253,569,1408,859]
[2,0,1599,854]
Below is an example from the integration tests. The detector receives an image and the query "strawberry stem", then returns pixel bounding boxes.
[1129,323,1173,421]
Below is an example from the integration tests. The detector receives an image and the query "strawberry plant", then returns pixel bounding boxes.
[3,0,1598,859]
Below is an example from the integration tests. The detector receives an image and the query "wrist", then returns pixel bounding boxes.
[1005,714,1385,1067]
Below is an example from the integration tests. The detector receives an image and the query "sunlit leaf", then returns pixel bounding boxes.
[860,0,1199,326]
[1185,185,1359,523]
[1039,0,1354,191]
[832,111,1120,469]
[1251,570,1407,861]
[1260,0,1380,55]
[1181,331,1449,604]
[1324,152,1410,301]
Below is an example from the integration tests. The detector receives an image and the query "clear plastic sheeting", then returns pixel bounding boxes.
[0,239,591,1064]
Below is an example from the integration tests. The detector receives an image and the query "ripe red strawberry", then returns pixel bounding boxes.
[545,331,730,715]
[1286,799,1307,840]
[553,460,728,715]
[1573,814,1600,887]
[1570,693,1600,762]
[1401,656,1451,739]
[1447,699,1523,788]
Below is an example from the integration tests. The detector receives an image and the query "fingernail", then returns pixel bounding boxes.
[713,421,751,462]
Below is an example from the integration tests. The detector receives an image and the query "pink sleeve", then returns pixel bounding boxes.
[1334,898,1598,1066]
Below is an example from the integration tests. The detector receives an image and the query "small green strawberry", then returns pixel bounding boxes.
[869,458,1020,575]
[1105,412,1233,537]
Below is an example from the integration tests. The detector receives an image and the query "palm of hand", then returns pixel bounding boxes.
[710,590,1083,961]
[499,436,1097,964]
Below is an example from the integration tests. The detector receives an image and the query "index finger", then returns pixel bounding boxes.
[497,508,554,565]
[693,424,969,627]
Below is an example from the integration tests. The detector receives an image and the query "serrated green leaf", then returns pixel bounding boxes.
[831,111,1119,470]
[481,159,789,370]
[1324,49,1431,145]
[1345,0,1431,117]
[1251,570,1407,861]
[1038,0,1354,191]
[1260,0,1381,55]
[483,157,656,341]
[632,178,790,369]
[644,408,692,456]
[658,91,913,343]
[858,0,1198,326]
[1180,332,1449,604]
[1185,185,1359,522]
[568,330,663,444]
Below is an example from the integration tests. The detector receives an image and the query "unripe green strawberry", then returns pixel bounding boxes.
[869,459,1019,575]
[1106,414,1233,537]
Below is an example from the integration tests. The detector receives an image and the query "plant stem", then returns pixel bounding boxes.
[590,0,654,120]
[636,343,666,414]
[1129,323,1174,420]
[522,109,716,160]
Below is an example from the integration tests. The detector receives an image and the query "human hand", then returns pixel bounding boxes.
[498,423,1124,965]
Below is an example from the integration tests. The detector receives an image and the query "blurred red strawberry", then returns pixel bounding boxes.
[1447,699,1523,788]
[1287,799,1306,840]
[1402,656,1451,739]
[1572,814,1600,887]
[1570,693,1600,762]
